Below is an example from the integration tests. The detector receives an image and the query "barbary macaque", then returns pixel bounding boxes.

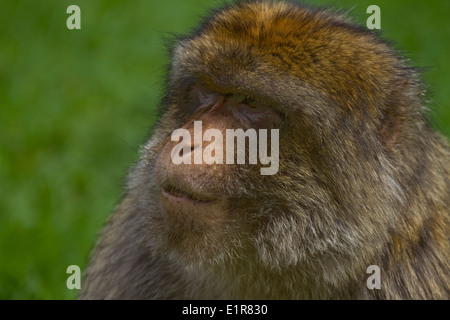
[80,1,450,299]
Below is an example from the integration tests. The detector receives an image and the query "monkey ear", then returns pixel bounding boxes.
[378,79,409,149]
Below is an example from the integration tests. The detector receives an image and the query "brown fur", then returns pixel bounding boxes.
[80,1,450,299]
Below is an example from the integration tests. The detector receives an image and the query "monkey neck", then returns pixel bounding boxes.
[181,254,368,300]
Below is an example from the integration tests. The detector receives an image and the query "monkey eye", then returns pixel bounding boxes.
[231,95,259,109]
[186,85,218,113]
[241,97,258,108]
[197,86,216,105]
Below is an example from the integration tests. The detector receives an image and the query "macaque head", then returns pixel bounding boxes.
[131,1,417,270]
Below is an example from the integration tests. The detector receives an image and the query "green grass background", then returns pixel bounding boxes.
[0,0,449,299]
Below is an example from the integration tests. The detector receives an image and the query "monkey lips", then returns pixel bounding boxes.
[160,183,225,229]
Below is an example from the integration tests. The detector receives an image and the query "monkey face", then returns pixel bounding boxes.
[148,84,284,266]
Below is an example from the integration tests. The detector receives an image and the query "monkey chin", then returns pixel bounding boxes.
[157,185,238,266]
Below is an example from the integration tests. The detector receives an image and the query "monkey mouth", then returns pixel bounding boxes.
[161,185,216,204]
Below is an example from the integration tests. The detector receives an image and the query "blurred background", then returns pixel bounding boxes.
[0,0,449,299]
